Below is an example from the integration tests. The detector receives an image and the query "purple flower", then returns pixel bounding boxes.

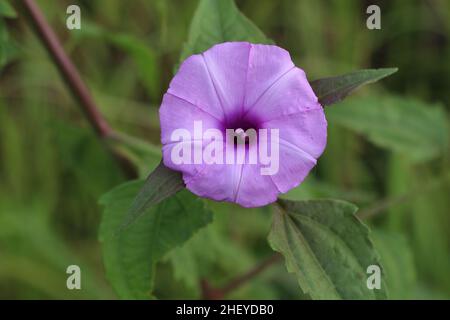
[159,42,327,207]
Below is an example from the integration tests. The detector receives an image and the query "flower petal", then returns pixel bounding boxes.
[159,42,328,208]
[167,54,225,121]
[243,44,294,112]
[162,141,205,178]
[184,163,238,203]
[261,108,327,159]
[202,42,251,119]
[245,67,319,122]
[269,139,319,193]
[234,163,280,207]
[160,93,222,177]
[185,162,279,208]
[159,93,222,145]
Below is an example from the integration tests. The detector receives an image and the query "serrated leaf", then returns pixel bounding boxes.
[371,230,416,299]
[179,0,271,63]
[268,199,387,300]
[311,68,398,106]
[326,94,449,162]
[99,180,212,299]
[118,161,185,232]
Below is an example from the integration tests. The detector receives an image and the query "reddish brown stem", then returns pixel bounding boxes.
[201,254,282,299]
[21,0,112,138]
[20,0,137,178]
[20,1,283,298]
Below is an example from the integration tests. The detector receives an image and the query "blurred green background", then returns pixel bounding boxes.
[0,0,449,299]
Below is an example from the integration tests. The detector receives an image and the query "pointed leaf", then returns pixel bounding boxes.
[119,161,185,231]
[311,68,398,106]
[179,0,271,62]
[99,180,212,299]
[268,199,387,300]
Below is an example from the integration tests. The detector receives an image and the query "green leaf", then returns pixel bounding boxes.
[0,1,17,18]
[268,199,387,300]
[119,162,185,231]
[371,230,416,299]
[99,180,212,299]
[326,94,449,162]
[311,68,398,106]
[179,0,271,62]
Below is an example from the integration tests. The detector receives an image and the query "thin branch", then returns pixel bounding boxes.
[20,0,137,178]
[357,192,413,220]
[22,0,111,137]
[204,170,450,298]
[201,254,282,299]
[21,0,449,300]
[358,170,450,220]
[20,0,277,297]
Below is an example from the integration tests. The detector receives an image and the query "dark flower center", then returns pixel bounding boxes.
[223,112,260,133]
[221,111,261,147]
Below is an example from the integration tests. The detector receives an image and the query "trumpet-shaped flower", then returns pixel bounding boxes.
[159,42,327,207]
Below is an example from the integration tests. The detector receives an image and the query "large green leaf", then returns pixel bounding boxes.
[118,162,185,232]
[326,94,449,162]
[311,68,397,106]
[99,180,212,299]
[179,0,271,62]
[268,199,387,300]
[371,230,416,299]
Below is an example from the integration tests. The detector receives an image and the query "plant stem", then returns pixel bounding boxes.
[206,171,449,299]
[22,0,111,137]
[20,0,137,178]
[201,254,282,299]
[358,170,450,220]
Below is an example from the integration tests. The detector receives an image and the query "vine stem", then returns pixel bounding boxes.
[20,0,137,178]
[358,170,450,220]
[21,0,279,298]
[201,254,282,299]
[202,171,450,299]
[21,0,444,300]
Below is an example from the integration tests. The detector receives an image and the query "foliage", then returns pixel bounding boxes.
[99,181,212,298]
[179,0,271,62]
[269,200,387,300]
[0,0,449,300]
[311,68,398,106]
